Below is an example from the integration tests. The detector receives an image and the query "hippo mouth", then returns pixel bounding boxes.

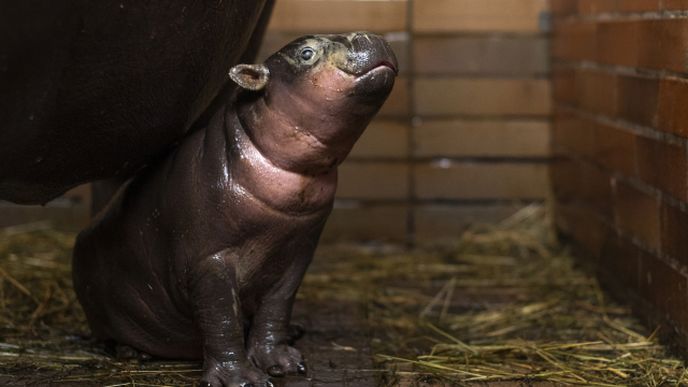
[376,60,398,74]
[353,59,398,78]
[359,57,398,78]
[352,62,396,99]
[358,60,399,78]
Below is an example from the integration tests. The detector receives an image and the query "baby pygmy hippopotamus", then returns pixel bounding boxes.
[73,32,397,386]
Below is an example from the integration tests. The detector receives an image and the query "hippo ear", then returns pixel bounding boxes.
[229,64,270,91]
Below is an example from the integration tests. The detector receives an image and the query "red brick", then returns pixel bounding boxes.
[635,136,688,201]
[658,77,688,137]
[581,163,614,217]
[552,110,596,158]
[552,68,577,105]
[551,157,580,203]
[550,0,578,16]
[594,19,688,71]
[637,19,688,72]
[664,0,688,10]
[554,202,611,257]
[551,158,613,217]
[617,0,660,12]
[575,69,618,116]
[600,236,642,290]
[552,21,598,61]
[661,202,688,265]
[638,254,688,331]
[616,76,659,128]
[578,0,617,14]
[596,21,640,67]
[591,122,637,177]
[613,180,660,251]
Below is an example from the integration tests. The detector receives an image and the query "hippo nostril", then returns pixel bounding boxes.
[348,31,371,42]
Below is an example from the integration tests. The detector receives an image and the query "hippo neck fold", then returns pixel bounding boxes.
[225,101,339,217]
[235,87,370,176]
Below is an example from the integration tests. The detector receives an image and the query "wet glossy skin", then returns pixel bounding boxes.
[72,32,397,387]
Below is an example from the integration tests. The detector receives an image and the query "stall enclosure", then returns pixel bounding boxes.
[2,0,688,383]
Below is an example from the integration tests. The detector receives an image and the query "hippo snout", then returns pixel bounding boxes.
[340,32,399,76]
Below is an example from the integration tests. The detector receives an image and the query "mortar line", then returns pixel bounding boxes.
[552,59,688,82]
[557,104,688,146]
[555,9,688,23]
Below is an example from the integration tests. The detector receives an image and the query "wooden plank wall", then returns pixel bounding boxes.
[410,0,551,243]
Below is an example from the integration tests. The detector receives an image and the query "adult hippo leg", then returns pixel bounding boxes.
[191,251,271,387]
[240,0,276,64]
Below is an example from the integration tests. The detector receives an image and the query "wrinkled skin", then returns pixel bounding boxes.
[73,33,397,386]
[0,0,273,205]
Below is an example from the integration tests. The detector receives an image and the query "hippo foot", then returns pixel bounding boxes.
[249,344,307,377]
[200,360,273,387]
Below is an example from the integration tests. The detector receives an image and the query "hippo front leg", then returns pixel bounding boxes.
[248,253,312,377]
[191,252,272,387]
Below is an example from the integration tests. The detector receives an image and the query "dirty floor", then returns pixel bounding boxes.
[0,207,686,386]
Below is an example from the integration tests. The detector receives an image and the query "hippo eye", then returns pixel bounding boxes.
[300,47,315,61]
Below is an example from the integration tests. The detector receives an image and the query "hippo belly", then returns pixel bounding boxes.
[72,120,333,359]
[73,212,202,358]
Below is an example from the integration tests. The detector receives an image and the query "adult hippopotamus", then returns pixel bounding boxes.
[72,33,397,386]
[0,1,273,205]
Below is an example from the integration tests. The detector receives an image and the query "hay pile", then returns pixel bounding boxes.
[0,207,686,386]
[306,206,687,386]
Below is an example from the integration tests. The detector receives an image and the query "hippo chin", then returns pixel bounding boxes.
[72,32,397,387]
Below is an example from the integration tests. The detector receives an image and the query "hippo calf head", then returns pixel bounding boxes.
[229,32,398,175]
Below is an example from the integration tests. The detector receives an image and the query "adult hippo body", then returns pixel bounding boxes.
[73,33,397,386]
[0,0,273,204]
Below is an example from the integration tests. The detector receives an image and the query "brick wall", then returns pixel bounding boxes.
[551,0,688,346]
[263,0,552,242]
